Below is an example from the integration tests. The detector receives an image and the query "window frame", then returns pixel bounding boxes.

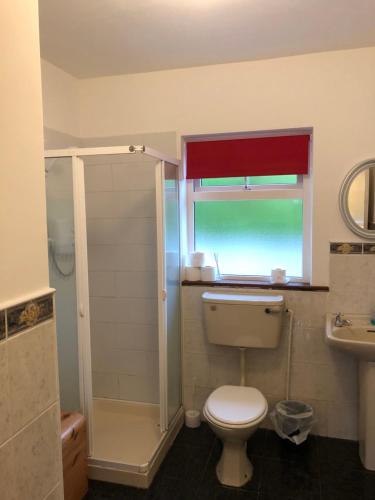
[186,174,311,283]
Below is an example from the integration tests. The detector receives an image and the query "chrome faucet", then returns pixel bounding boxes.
[335,312,352,327]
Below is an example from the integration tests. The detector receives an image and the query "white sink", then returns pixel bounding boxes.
[326,313,375,472]
[326,314,375,361]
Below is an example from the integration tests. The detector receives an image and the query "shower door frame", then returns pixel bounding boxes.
[45,145,182,458]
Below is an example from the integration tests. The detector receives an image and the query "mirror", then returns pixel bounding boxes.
[339,159,375,239]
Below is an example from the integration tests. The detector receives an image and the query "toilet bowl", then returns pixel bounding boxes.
[201,291,284,487]
[203,385,268,487]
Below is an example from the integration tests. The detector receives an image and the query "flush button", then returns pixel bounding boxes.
[210,305,217,311]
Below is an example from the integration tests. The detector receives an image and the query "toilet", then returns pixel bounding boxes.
[202,292,284,487]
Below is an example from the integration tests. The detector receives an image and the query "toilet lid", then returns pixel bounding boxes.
[205,385,267,425]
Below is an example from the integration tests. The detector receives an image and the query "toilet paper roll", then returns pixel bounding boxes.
[185,266,201,281]
[271,268,287,284]
[201,266,217,281]
[190,252,205,267]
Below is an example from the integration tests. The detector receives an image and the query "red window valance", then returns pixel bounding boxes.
[186,134,310,179]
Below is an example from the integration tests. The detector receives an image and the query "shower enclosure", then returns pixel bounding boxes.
[45,146,182,487]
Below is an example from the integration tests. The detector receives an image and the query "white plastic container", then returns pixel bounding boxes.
[185,409,201,428]
[271,268,287,284]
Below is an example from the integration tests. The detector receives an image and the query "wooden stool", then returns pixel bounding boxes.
[61,412,88,500]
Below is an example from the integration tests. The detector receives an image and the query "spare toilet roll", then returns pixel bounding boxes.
[190,252,206,267]
[185,266,201,281]
[201,266,217,281]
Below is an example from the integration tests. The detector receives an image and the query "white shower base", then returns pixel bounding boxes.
[88,398,183,488]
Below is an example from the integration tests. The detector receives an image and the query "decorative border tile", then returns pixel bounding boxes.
[363,244,375,254]
[0,311,5,341]
[330,242,363,254]
[7,294,54,337]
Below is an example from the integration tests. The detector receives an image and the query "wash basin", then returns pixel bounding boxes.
[326,313,375,471]
[326,313,375,361]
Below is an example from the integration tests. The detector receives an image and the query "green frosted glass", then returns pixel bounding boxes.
[195,199,303,277]
[248,175,297,185]
[201,175,297,188]
[201,177,245,187]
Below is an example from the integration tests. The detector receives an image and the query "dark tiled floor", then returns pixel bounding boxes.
[85,424,375,500]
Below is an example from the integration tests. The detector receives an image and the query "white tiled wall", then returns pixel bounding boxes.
[182,253,374,440]
[85,154,159,404]
[0,320,63,500]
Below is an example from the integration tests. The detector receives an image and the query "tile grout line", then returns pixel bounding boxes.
[0,399,59,451]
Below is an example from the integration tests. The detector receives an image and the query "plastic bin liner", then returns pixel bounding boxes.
[270,400,314,445]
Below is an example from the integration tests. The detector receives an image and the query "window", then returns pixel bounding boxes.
[185,134,310,281]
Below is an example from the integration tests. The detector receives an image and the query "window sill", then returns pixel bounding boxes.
[181,279,329,292]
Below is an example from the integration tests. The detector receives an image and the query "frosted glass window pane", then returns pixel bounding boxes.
[201,175,297,187]
[201,177,245,187]
[248,175,297,185]
[195,199,303,277]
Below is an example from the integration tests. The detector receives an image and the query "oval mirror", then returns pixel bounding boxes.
[339,159,375,239]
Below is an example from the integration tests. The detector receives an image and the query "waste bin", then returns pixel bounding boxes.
[270,400,314,445]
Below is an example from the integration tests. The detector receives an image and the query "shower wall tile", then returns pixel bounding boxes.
[87,218,119,245]
[86,191,155,219]
[87,218,156,246]
[85,192,118,218]
[119,373,159,404]
[88,244,156,272]
[181,283,360,440]
[92,371,120,399]
[92,345,158,377]
[86,189,156,219]
[90,297,157,324]
[90,322,158,355]
[114,190,156,218]
[90,322,118,350]
[112,163,156,191]
[83,154,130,166]
[115,323,158,351]
[86,158,159,404]
[115,271,157,298]
[84,164,113,192]
[116,218,156,245]
[89,271,116,297]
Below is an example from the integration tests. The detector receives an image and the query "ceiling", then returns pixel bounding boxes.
[39,0,375,79]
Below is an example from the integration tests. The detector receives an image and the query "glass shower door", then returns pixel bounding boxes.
[45,157,80,411]
[156,161,182,431]
[45,155,93,452]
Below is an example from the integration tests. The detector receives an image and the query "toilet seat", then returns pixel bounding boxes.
[204,385,267,428]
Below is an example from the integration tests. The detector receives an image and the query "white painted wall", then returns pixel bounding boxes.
[76,47,375,285]
[0,1,49,304]
[41,59,80,138]
[0,2,63,497]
